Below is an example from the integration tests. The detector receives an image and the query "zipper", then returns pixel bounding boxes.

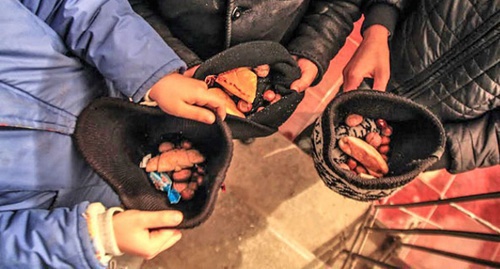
[393,9,500,99]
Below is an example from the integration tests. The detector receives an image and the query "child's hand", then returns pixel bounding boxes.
[290,56,318,92]
[342,25,391,92]
[113,210,183,259]
[149,73,226,124]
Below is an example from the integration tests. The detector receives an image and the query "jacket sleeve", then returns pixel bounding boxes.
[0,201,105,269]
[443,109,499,174]
[128,0,203,69]
[20,0,186,102]
[287,0,408,85]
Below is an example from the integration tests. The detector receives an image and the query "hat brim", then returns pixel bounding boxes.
[74,97,233,228]
[313,90,446,201]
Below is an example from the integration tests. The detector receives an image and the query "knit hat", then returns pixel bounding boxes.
[194,40,303,140]
[312,90,446,201]
[74,97,233,228]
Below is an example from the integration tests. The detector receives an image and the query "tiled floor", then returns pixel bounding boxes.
[277,18,500,269]
[377,166,500,269]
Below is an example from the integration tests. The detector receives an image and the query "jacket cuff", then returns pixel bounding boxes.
[361,3,399,38]
[84,203,124,266]
[131,60,186,103]
[287,50,326,87]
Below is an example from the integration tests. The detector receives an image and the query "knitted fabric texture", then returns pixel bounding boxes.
[312,90,446,201]
[194,40,303,140]
[74,98,233,228]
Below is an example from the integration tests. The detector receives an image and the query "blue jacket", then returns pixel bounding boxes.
[0,0,186,268]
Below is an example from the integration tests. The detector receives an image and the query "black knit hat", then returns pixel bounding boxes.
[194,40,304,140]
[312,90,446,201]
[73,97,233,228]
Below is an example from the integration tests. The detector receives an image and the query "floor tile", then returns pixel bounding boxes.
[417,169,456,195]
[403,235,496,269]
[428,204,495,234]
[445,166,500,198]
[379,178,441,219]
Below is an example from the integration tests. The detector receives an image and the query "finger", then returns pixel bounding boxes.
[204,103,227,121]
[290,71,315,92]
[291,60,318,92]
[138,210,183,229]
[290,79,306,92]
[183,65,200,78]
[372,71,390,92]
[190,91,227,121]
[177,104,217,124]
[145,229,182,260]
[342,73,365,92]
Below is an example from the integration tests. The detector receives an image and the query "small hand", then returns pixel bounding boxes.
[342,25,391,92]
[183,65,200,78]
[290,56,318,92]
[149,73,226,124]
[113,210,183,260]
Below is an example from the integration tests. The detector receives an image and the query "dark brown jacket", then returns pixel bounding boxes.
[129,0,406,83]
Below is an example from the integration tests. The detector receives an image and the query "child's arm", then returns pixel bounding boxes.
[0,201,107,268]
[148,73,226,124]
[21,0,225,123]
[21,0,185,103]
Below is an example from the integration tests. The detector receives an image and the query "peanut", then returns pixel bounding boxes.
[158,142,175,153]
[237,100,253,113]
[338,163,350,171]
[355,165,368,175]
[381,126,393,137]
[381,136,391,145]
[365,132,382,148]
[347,158,358,170]
[180,140,192,149]
[345,114,364,127]
[180,188,195,200]
[378,145,390,154]
[172,169,192,181]
[173,182,188,193]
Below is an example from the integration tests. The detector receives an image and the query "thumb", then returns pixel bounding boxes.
[291,59,318,92]
[138,210,184,229]
[145,229,183,259]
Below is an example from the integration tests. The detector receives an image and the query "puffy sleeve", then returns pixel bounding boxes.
[20,0,187,102]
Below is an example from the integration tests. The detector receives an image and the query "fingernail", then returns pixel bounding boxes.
[173,211,183,223]
[205,114,216,124]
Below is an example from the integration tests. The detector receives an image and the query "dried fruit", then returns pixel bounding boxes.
[381,126,393,137]
[376,119,388,129]
[338,136,389,176]
[208,87,245,118]
[365,132,382,148]
[378,145,390,154]
[345,114,364,127]
[213,67,257,103]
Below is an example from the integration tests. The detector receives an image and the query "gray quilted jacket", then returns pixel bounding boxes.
[388,0,499,173]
